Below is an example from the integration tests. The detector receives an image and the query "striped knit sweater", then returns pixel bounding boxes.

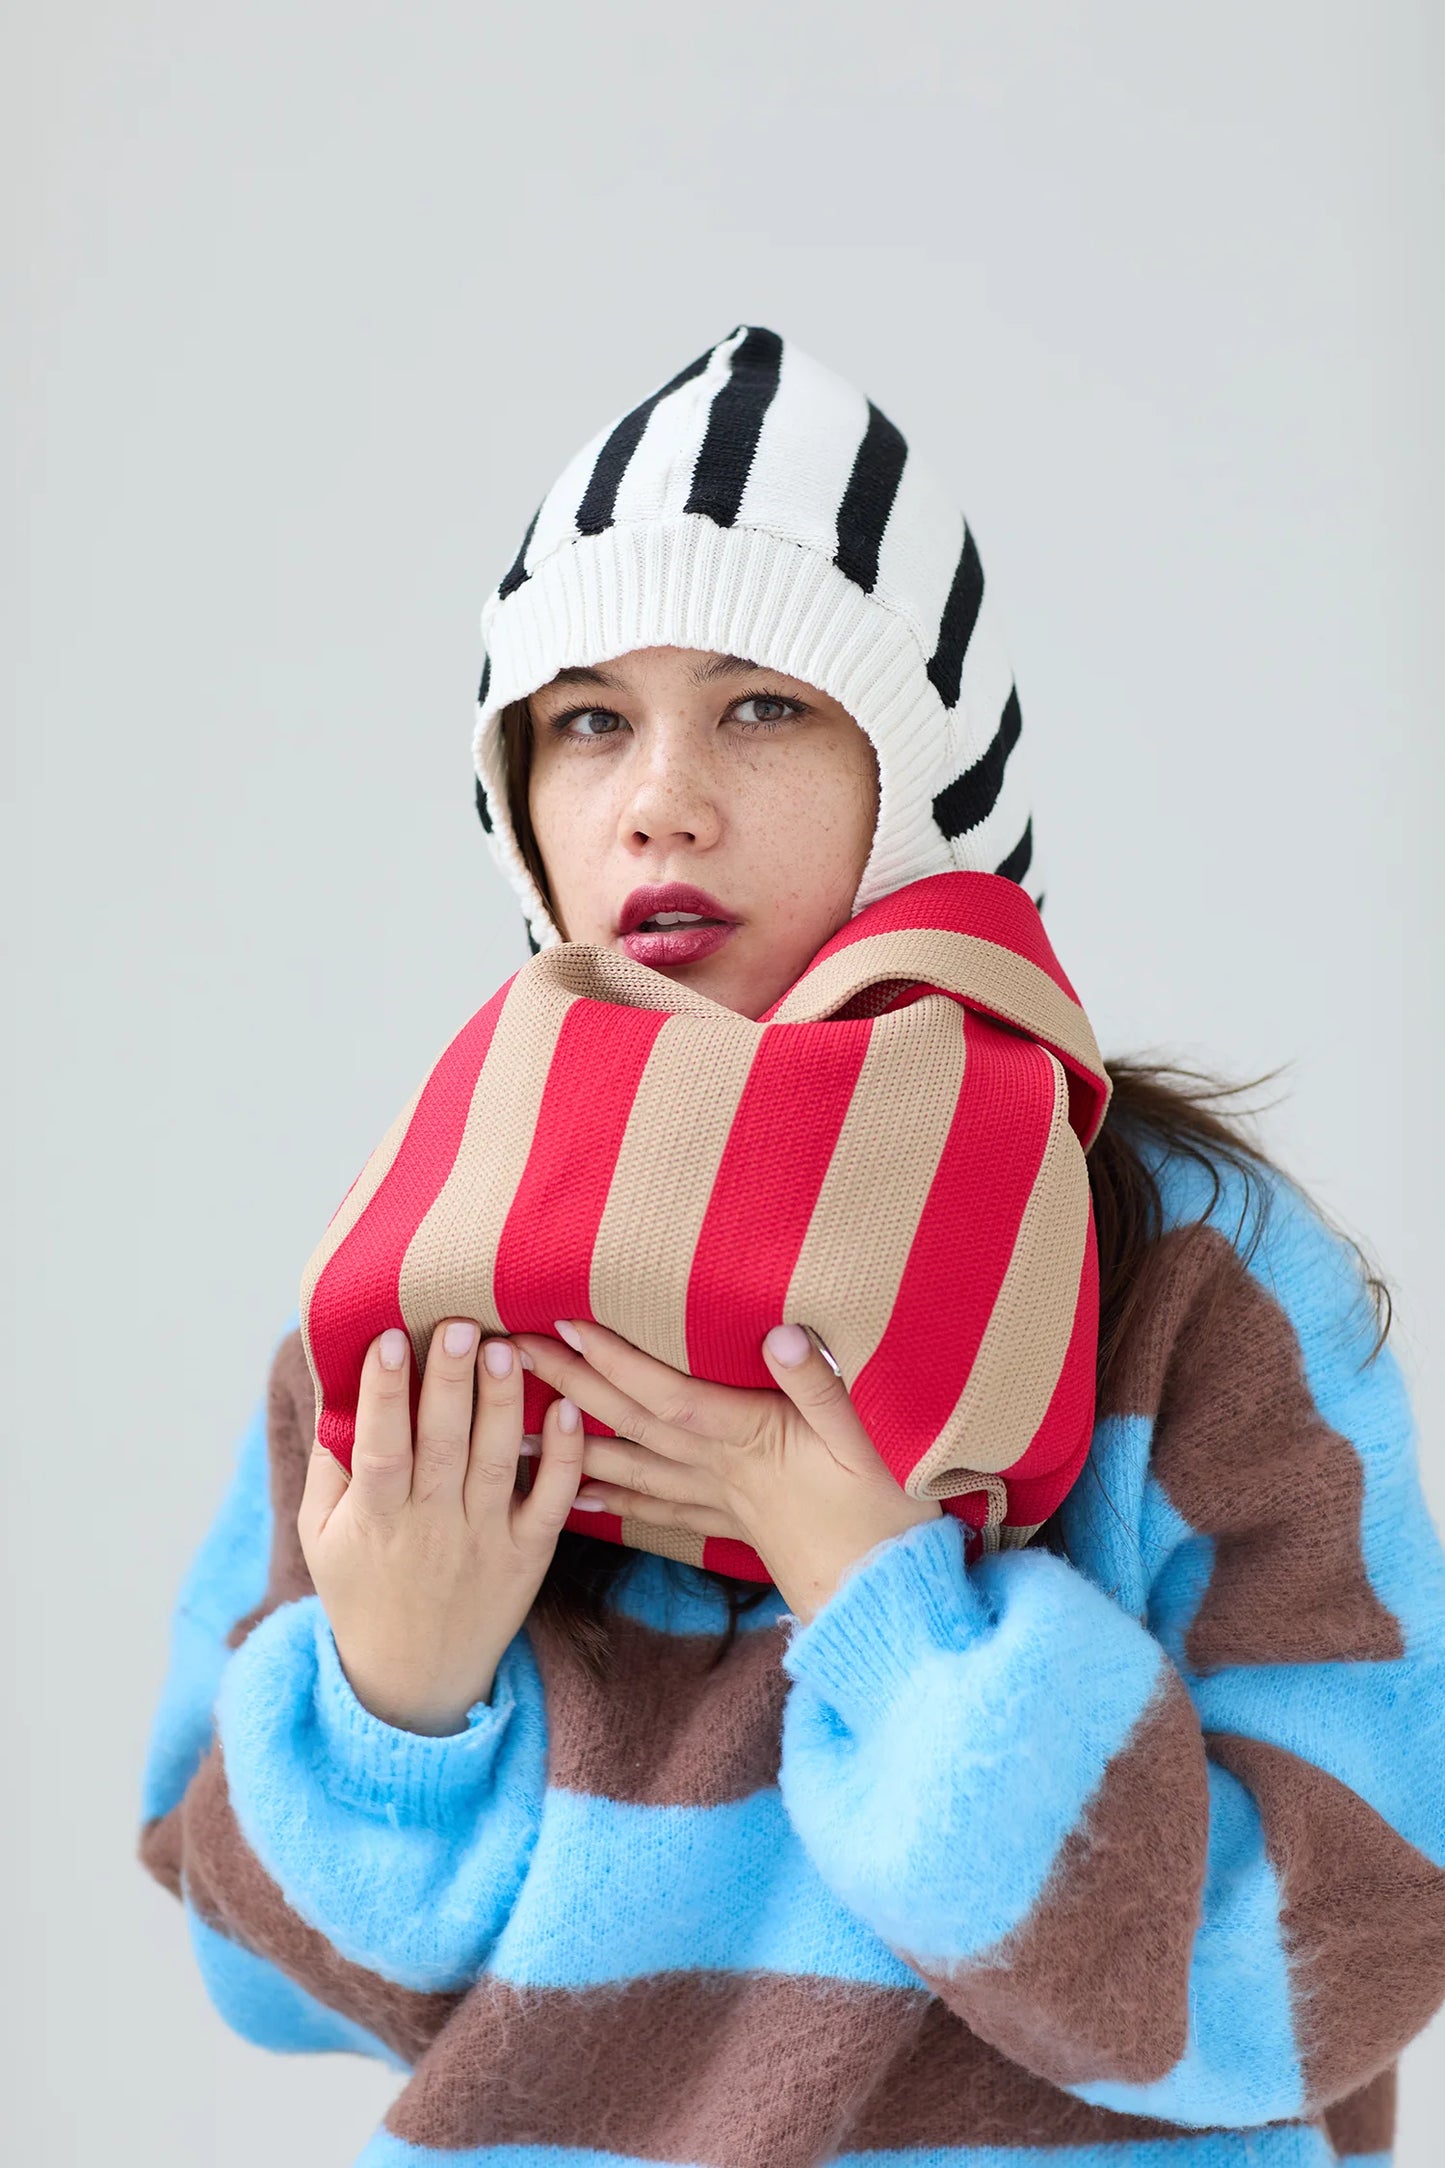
[137,1137,1445,2168]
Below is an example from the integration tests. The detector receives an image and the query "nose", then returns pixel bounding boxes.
[616,733,722,855]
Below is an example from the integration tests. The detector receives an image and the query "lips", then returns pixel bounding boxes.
[616,882,738,937]
[616,882,740,969]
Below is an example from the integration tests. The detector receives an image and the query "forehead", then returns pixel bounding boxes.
[541,650,768,693]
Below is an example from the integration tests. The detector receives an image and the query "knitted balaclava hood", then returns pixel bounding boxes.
[472,324,1043,953]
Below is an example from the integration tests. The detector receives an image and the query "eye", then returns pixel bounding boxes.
[553,706,627,741]
[731,694,801,728]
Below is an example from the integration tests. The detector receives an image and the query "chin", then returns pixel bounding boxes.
[665,953,766,1020]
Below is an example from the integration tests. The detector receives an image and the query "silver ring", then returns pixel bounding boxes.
[802,1326,842,1377]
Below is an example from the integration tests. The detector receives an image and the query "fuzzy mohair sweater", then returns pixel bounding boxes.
[137,1137,1445,2168]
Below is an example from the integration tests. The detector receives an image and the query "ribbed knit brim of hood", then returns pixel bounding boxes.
[472,325,1044,955]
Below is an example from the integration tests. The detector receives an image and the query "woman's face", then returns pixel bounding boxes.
[525,646,880,1019]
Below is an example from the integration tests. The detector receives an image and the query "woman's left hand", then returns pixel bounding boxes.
[508,1319,942,1624]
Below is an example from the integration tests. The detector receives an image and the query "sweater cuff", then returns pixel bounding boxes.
[310,1601,519,1825]
[780,1511,992,1732]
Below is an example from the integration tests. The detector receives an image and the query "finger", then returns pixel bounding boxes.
[297,1434,349,1554]
[461,1336,527,1519]
[511,1321,755,1456]
[577,1432,696,1505]
[760,1323,878,1466]
[572,1482,737,1539]
[411,1317,482,1508]
[515,1390,587,1538]
[349,1328,418,1519]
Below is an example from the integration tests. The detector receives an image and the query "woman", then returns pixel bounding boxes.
[138,325,1445,2167]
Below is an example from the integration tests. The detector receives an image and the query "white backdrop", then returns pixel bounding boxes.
[9,3,1443,2161]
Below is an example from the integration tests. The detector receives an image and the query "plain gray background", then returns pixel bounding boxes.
[9,3,1443,2161]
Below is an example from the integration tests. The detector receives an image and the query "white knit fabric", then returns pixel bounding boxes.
[471,325,1042,953]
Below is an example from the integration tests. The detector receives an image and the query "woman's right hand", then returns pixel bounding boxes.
[297,1319,588,1735]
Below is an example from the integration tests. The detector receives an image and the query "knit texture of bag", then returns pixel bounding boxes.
[298,871,1111,1581]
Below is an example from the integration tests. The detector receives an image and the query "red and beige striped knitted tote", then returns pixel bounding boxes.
[299,872,1112,1580]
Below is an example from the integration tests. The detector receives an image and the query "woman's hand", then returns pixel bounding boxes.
[297,1319,587,1735]
[511,1319,942,1624]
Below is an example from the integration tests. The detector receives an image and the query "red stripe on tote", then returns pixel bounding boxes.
[685,1020,873,1387]
[493,1000,671,1336]
[700,1532,775,1582]
[848,1016,1057,1489]
[769,870,1085,1012]
[309,977,516,1470]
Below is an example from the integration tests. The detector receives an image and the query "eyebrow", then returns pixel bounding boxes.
[548,662,624,689]
[689,652,765,683]
[545,652,766,692]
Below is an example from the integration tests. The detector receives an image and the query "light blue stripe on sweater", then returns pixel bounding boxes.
[606,1547,793,1637]
[1069,1760,1301,2127]
[140,1307,303,1823]
[183,1900,406,2068]
[776,1513,1170,1965]
[140,1390,273,1822]
[352,2125,1338,2166]
[1058,1411,1216,1672]
[215,1592,548,1993]
[488,1781,918,1989]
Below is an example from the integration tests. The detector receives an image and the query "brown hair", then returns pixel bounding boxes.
[498,696,1394,1680]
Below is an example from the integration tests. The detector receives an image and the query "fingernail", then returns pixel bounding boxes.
[518,1349,536,1372]
[378,1329,409,1371]
[764,1323,811,1368]
[553,1319,584,1352]
[483,1340,513,1378]
[518,1437,540,1456]
[572,1496,606,1511]
[556,1396,581,1433]
[444,1320,479,1357]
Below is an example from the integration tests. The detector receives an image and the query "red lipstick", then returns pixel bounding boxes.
[616,881,740,968]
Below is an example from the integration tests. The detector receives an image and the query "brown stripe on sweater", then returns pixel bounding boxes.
[178,1737,461,2065]
[382,1968,1268,2158]
[847,1990,1298,2150]
[386,1971,930,2162]
[1321,2063,1397,2158]
[1208,1731,1445,2112]
[138,1804,184,1901]
[525,1602,790,1806]
[901,1663,1208,2086]
[1100,1221,1402,1671]
[226,1328,317,1650]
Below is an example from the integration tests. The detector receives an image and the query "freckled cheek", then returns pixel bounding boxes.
[530,774,617,933]
[743,759,868,860]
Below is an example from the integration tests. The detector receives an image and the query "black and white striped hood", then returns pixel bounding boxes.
[473,324,1041,953]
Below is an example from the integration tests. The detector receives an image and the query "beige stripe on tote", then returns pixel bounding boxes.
[769,928,1107,1136]
[782,995,967,1387]
[589,1011,762,1374]
[590,1008,762,1577]
[398,968,579,1361]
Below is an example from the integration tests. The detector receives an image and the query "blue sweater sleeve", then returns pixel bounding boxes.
[137,1314,547,2065]
[212,1591,546,1994]
[777,1179,1445,2130]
